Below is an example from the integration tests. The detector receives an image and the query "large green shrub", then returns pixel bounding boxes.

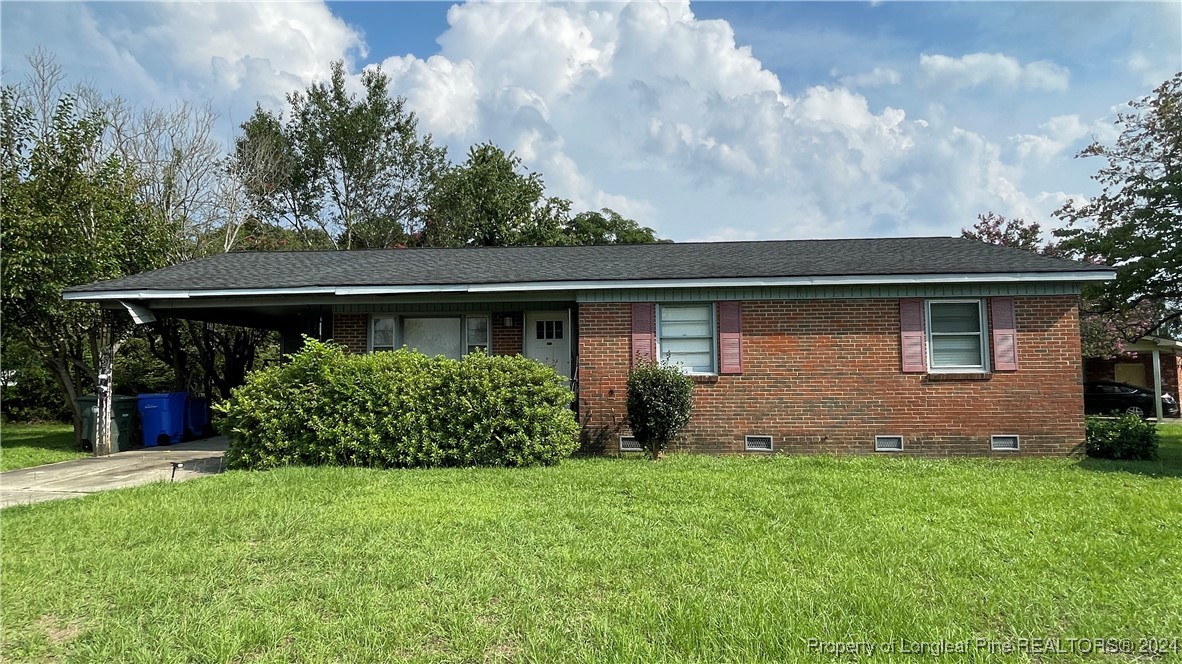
[1085,414,1159,460]
[218,339,579,470]
[626,360,694,460]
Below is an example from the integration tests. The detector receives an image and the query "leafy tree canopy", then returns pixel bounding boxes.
[424,142,570,247]
[561,208,665,245]
[961,211,1059,256]
[1055,73,1182,340]
[235,60,447,250]
[1,68,173,437]
[423,142,667,248]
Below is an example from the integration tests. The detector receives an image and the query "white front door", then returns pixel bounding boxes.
[524,311,572,378]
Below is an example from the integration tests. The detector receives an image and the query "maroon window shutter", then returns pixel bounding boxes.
[718,301,743,374]
[899,298,926,373]
[631,302,655,367]
[991,297,1019,371]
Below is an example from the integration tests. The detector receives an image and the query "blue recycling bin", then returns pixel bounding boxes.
[185,396,211,440]
[137,392,188,447]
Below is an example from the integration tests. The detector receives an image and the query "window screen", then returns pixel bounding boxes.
[466,316,489,354]
[402,318,463,359]
[658,304,715,373]
[372,317,396,352]
[928,301,985,370]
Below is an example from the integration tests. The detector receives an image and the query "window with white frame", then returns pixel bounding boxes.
[372,317,397,352]
[466,316,489,354]
[403,317,463,359]
[371,315,490,359]
[657,304,715,374]
[926,300,987,372]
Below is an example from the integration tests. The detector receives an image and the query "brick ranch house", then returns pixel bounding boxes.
[65,237,1113,457]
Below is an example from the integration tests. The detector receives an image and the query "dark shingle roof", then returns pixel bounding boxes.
[65,237,1109,294]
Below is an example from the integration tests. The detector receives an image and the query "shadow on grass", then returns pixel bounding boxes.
[0,423,84,472]
[1076,422,1182,479]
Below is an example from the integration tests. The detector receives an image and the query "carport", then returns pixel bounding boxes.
[1124,336,1181,421]
[1085,335,1182,420]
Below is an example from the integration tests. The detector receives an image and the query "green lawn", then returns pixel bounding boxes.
[0,423,84,472]
[2,425,1180,663]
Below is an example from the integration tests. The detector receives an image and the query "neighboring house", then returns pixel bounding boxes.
[1084,336,1182,417]
[64,237,1113,456]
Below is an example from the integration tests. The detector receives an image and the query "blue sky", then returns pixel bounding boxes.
[2,1,1178,242]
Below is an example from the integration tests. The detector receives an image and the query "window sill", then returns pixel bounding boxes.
[924,372,992,382]
[689,374,719,384]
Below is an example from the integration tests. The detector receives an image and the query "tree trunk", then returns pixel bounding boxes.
[146,320,193,392]
[45,356,84,450]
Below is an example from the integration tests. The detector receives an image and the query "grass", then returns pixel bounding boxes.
[1,424,1180,663]
[0,423,84,472]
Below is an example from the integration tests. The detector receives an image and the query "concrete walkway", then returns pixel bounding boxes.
[1,436,228,508]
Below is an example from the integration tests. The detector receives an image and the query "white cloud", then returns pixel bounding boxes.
[375,2,1059,239]
[0,2,363,116]
[838,67,901,88]
[919,52,1070,92]
[1,0,1100,241]
[1010,114,1090,161]
[381,55,480,138]
[1125,51,1177,89]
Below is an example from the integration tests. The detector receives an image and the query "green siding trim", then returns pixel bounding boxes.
[575,283,1082,302]
[333,301,572,314]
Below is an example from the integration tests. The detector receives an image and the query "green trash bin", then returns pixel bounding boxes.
[75,396,137,453]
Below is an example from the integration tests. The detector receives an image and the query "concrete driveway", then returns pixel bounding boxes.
[1,436,228,508]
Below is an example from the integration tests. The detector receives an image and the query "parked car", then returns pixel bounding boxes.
[1083,380,1180,419]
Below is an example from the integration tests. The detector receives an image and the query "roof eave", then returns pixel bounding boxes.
[63,270,1116,302]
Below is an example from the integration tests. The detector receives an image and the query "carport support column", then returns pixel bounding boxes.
[95,315,124,457]
[1152,349,1164,421]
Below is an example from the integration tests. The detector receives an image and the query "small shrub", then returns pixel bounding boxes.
[626,360,694,460]
[217,338,579,470]
[1085,414,1158,460]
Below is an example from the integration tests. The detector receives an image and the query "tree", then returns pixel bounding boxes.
[236,61,447,249]
[561,208,665,245]
[1055,73,1182,341]
[1,63,171,450]
[101,97,222,262]
[424,142,570,247]
[961,211,1058,255]
[961,211,1166,357]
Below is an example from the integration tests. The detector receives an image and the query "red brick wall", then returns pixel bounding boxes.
[577,296,1085,456]
[333,313,368,353]
[491,312,523,356]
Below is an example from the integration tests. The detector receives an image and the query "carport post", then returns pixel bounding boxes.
[94,311,129,457]
[95,322,119,457]
[1152,348,1163,421]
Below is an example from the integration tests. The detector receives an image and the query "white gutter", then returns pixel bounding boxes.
[1124,336,1182,353]
[64,269,1115,302]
